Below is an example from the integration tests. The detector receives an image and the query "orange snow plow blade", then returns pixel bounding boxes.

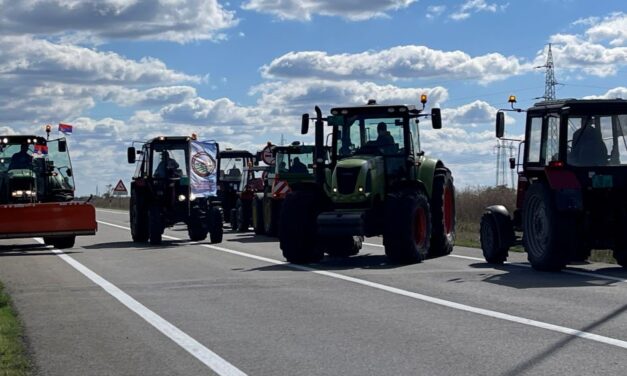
[0,202,97,239]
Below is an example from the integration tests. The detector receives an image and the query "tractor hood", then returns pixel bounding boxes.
[329,155,383,204]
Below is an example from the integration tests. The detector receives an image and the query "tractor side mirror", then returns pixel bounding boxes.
[431,108,442,129]
[301,113,309,134]
[58,139,67,152]
[496,112,505,138]
[66,168,73,177]
[127,147,136,164]
[509,158,516,169]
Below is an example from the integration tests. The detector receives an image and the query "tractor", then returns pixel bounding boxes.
[216,149,256,227]
[0,131,96,248]
[480,97,627,270]
[252,141,318,237]
[279,97,456,263]
[127,136,223,245]
[231,163,269,232]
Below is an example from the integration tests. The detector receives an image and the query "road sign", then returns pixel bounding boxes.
[261,144,275,165]
[112,180,128,195]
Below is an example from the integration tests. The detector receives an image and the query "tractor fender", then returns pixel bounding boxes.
[417,157,447,199]
[390,179,428,196]
[484,205,511,219]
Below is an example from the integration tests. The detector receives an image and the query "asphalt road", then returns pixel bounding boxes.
[1,209,627,375]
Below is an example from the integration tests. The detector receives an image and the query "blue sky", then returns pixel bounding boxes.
[0,0,625,195]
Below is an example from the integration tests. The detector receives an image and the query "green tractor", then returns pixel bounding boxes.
[252,141,318,237]
[279,98,456,263]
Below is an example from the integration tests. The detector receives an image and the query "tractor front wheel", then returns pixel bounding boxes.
[149,205,163,245]
[188,212,208,242]
[208,206,224,244]
[383,190,432,264]
[523,183,570,271]
[44,236,76,249]
[130,194,149,242]
[325,236,363,257]
[252,197,265,235]
[264,199,280,237]
[480,209,513,264]
[279,190,323,264]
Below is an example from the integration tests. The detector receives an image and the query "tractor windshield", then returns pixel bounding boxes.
[219,157,244,183]
[275,148,315,175]
[47,139,75,191]
[151,144,188,178]
[337,116,405,157]
[567,113,627,166]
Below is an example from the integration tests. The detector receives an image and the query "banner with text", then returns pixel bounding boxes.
[190,141,218,197]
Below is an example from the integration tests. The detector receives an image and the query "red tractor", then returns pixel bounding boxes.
[480,96,627,270]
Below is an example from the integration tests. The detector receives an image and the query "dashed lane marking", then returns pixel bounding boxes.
[96,220,627,350]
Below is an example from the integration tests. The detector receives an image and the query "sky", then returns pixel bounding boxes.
[0,0,626,195]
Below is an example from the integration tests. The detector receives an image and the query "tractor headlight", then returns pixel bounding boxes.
[178,194,186,202]
[12,190,24,197]
[190,193,197,201]
[357,186,364,192]
[332,187,337,193]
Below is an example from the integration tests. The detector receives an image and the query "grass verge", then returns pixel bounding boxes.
[0,282,30,376]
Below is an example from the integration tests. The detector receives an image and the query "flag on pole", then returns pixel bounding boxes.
[58,123,73,134]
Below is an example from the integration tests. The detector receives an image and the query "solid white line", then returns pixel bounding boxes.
[98,220,627,350]
[96,208,127,215]
[33,237,247,376]
[363,242,627,284]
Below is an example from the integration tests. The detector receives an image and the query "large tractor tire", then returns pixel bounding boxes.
[522,182,570,271]
[429,170,456,258]
[325,236,363,257]
[129,194,149,242]
[208,206,224,244]
[252,197,265,235]
[480,207,513,264]
[188,212,208,242]
[236,200,251,232]
[264,199,280,237]
[383,189,432,264]
[43,236,76,249]
[229,208,237,230]
[149,205,163,245]
[279,190,323,264]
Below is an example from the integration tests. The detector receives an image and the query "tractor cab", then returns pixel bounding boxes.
[482,97,627,270]
[0,135,74,204]
[216,149,255,224]
[127,136,223,245]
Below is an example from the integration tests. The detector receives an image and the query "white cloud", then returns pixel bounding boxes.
[450,0,507,21]
[543,34,627,77]
[261,46,528,83]
[241,0,417,21]
[426,5,446,19]
[0,0,238,43]
[584,12,627,46]
[583,87,627,100]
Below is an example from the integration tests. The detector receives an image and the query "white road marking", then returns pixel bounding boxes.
[97,220,627,350]
[33,237,247,376]
[96,209,127,215]
[362,242,627,284]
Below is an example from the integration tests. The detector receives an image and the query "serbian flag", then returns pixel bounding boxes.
[34,144,48,155]
[58,123,73,134]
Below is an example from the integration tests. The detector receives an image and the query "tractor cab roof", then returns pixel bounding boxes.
[0,135,47,145]
[218,149,255,159]
[146,136,193,145]
[273,144,314,155]
[330,104,419,118]
[529,98,627,114]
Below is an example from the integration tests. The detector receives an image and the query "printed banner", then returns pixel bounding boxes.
[190,141,218,197]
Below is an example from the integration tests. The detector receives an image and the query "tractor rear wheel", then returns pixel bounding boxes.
[208,206,224,244]
[253,197,265,235]
[44,236,76,249]
[523,183,570,271]
[429,170,456,258]
[480,210,513,264]
[149,205,163,245]
[130,194,149,242]
[279,190,323,263]
[383,189,432,264]
[229,208,237,230]
[264,199,280,237]
[325,236,363,257]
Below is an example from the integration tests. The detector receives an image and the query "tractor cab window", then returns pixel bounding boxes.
[567,114,627,166]
[275,149,315,175]
[545,115,560,165]
[526,117,543,164]
[152,145,187,178]
[47,139,75,191]
[134,145,149,178]
[219,157,244,186]
[337,116,405,157]
[0,142,34,171]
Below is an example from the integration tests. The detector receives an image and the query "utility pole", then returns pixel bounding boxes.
[536,43,558,101]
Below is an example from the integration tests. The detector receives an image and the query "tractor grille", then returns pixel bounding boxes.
[336,167,361,194]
